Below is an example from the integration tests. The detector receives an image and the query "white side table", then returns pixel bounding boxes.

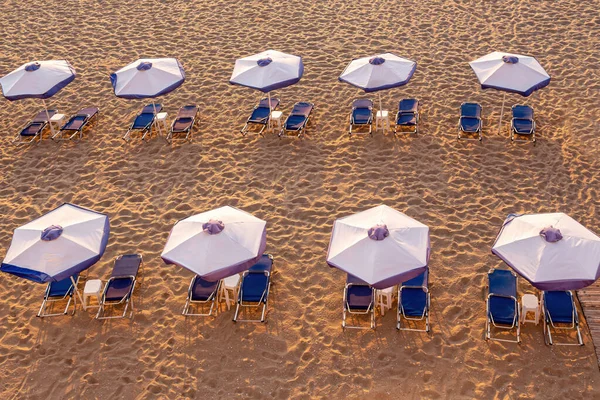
[270,111,283,133]
[521,293,540,325]
[49,113,65,130]
[83,279,103,310]
[220,274,241,310]
[375,110,390,133]
[155,112,169,134]
[377,286,394,316]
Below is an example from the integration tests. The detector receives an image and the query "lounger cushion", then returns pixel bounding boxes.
[488,269,516,297]
[397,113,417,126]
[141,104,162,114]
[61,115,88,131]
[402,271,427,287]
[401,287,427,317]
[172,117,194,132]
[488,269,517,325]
[352,108,372,124]
[105,277,134,301]
[512,105,533,120]
[545,291,574,324]
[258,98,280,110]
[32,110,57,123]
[352,99,373,109]
[132,113,156,129]
[489,296,517,325]
[285,114,308,130]
[399,99,418,113]
[249,107,270,124]
[290,102,313,116]
[513,119,534,134]
[461,103,482,118]
[241,274,268,302]
[347,285,373,310]
[112,254,142,278]
[190,276,219,301]
[460,117,481,132]
[48,274,78,297]
[248,255,273,273]
[20,122,45,136]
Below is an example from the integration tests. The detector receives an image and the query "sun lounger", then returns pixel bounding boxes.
[486,269,520,343]
[123,104,163,141]
[52,107,99,141]
[182,275,221,316]
[167,105,198,143]
[233,254,273,322]
[14,109,57,144]
[279,101,314,138]
[542,291,583,346]
[37,274,79,317]
[394,99,419,135]
[349,99,373,136]
[397,270,430,332]
[241,98,280,135]
[96,254,142,319]
[458,102,483,141]
[511,105,536,143]
[342,274,376,329]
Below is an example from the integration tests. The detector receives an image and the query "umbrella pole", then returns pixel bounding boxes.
[70,275,85,309]
[268,91,272,132]
[43,98,55,138]
[378,92,383,114]
[497,92,506,136]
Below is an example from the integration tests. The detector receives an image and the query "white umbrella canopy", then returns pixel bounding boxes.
[230,49,304,93]
[161,206,267,281]
[0,203,110,284]
[327,205,430,289]
[110,58,185,99]
[492,213,600,290]
[0,60,76,100]
[469,51,550,134]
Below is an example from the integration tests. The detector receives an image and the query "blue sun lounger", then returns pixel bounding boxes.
[233,254,273,322]
[511,105,536,143]
[349,99,373,136]
[96,254,143,319]
[37,274,79,317]
[458,102,483,141]
[241,98,280,135]
[167,105,198,143]
[397,270,430,332]
[342,274,376,329]
[394,99,419,135]
[542,291,583,346]
[14,109,57,144]
[279,101,314,138]
[52,107,99,141]
[486,269,520,343]
[182,275,221,316]
[123,104,163,141]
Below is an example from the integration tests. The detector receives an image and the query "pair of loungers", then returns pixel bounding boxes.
[14,108,99,144]
[486,269,583,345]
[458,103,536,143]
[182,254,273,323]
[241,98,315,138]
[123,104,199,143]
[342,270,430,331]
[349,99,419,136]
[37,254,142,319]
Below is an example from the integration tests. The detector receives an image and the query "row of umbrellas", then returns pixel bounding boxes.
[1,203,599,296]
[0,50,551,137]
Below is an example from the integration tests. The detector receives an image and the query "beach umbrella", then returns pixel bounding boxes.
[0,60,76,136]
[492,213,600,290]
[338,52,416,112]
[230,49,304,116]
[161,206,267,281]
[1,203,109,301]
[326,205,430,289]
[110,58,185,133]
[469,51,550,135]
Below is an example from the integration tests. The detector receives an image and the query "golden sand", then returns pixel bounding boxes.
[0,0,599,398]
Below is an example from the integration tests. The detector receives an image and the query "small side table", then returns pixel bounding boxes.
[375,110,390,133]
[270,111,283,133]
[521,293,540,325]
[49,113,65,130]
[155,112,169,134]
[83,279,103,310]
[377,286,394,316]
[220,274,241,310]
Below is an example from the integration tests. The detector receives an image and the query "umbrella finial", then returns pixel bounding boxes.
[368,224,389,241]
[25,62,41,72]
[136,61,153,71]
[369,56,386,66]
[502,55,519,64]
[40,225,63,241]
[540,226,562,243]
[257,57,273,67]
[203,219,225,235]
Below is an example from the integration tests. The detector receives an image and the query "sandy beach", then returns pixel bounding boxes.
[0,0,599,398]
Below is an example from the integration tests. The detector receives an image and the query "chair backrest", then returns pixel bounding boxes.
[401,269,428,288]
[191,275,220,300]
[488,269,516,297]
[247,254,273,274]
[461,103,482,118]
[32,109,57,122]
[352,99,373,109]
[258,98,280,110]
[112,254,142,278]
[141,104,162,114]
[512,105,533,120]
[177,105,198,119]
[346,274,373,308]
[290,102,314,116]
[544,291,574,321]
[398,99,418,113]
[48,274,78,297]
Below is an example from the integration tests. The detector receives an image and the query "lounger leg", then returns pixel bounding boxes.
[233,300,241,322]
[182,297,190,315]
[37,297,49,317]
